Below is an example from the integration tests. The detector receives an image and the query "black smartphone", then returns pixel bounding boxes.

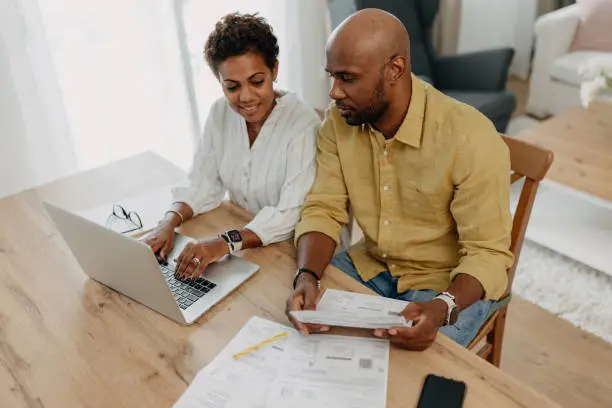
[417,374,466,408]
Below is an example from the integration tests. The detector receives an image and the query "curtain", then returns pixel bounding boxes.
[1,0,330,199]
[0,0,77,199]
[457,0,538,79]
[283,0,330,110]
[433,0,462,56]
[37,0,198,171]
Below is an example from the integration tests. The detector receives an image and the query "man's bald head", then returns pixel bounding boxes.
[325,9,412,129]
[327,8,410,70]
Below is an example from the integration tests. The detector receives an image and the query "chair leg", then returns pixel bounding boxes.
[486,308,507,367]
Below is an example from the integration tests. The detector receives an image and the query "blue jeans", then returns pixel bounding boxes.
[330,251,493,347]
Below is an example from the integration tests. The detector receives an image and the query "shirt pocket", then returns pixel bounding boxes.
[399,181,451,221]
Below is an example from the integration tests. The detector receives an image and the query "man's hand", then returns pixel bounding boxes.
[175,239,229,279]
[373,300,447,351]
[285,273,329,335]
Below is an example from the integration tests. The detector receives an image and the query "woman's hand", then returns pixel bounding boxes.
[175,239,229,279]
[143,222,176,262]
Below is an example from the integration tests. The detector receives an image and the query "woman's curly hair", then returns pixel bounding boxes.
[204,12,279,77]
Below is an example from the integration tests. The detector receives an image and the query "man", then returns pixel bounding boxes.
[285,8,514,350]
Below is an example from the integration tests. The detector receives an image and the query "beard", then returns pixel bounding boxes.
[342,78,389,126]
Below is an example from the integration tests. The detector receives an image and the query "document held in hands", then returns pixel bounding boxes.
[290,289,413,329]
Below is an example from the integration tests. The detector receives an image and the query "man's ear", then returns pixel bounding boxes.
[387,55,407,82]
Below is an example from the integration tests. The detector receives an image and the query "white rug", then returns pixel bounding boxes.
[506,115,541,137]
[514,240,612,343]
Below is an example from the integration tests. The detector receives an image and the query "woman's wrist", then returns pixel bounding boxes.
[213,237,231,256]
[161,212,181,229]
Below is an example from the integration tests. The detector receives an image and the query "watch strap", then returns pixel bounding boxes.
[433,292,457,326]
[293,268,321,290]
[220,230,243,254]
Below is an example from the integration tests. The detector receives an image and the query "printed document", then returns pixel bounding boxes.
[174,315,390,408]
[265,332,390,408]
[174,317,290,408]
[291,289,412,329]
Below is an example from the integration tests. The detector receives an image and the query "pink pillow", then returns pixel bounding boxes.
[571,0,612,52]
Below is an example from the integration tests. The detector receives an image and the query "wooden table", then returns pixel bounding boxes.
[519,101,612,201]
[0,152,560,408]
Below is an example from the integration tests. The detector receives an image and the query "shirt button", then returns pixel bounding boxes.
[383,150,388,156]
[383,220,389,225]
[381,253,387,259]
[383,185,389,191]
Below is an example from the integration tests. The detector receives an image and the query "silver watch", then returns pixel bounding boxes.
[433,291,458,326]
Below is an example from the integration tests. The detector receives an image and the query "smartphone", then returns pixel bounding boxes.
[417,374,466,408]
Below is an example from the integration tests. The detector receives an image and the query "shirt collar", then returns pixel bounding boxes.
[393,74,425,148]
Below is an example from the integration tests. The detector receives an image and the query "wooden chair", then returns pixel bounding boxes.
[467,135,553,367]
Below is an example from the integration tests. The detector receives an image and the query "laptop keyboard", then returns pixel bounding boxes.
[159,264,217,310]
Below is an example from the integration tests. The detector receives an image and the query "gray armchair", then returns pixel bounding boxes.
[328,0,516,132]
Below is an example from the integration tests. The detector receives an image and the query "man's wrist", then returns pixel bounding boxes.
[294,268,321,290]
[429,298,449,327]
[296,272,318,286]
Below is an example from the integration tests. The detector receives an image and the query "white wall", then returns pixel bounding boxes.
[458,0,538,79]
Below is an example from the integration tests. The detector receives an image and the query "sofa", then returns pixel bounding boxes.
[327,0,517,132]
[526,4,612,117]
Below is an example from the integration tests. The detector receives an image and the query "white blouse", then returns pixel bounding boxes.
[172,93,320,245]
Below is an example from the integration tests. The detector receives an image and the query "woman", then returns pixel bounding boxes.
[144,13,320,280]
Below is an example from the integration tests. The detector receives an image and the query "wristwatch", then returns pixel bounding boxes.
[433,291,459,326]
[220,229,243,254]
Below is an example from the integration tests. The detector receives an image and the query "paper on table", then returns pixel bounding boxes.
[265,332,390,408]
[173,316,294,408]
[174,315,391,408]
[290,289,413,329]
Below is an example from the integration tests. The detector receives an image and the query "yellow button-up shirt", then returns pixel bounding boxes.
[295,76,514,300]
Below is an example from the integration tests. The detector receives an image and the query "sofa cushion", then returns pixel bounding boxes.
[571,0,612,52]
[551,51,612,86]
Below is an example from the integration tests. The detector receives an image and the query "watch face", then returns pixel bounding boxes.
[227,230,242,242]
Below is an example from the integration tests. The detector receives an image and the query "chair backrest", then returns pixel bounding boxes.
[502,135,553,295]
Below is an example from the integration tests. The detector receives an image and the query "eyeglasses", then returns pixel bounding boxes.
[106,204,143,234]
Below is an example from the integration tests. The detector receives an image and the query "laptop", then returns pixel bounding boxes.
[43,201,259,325]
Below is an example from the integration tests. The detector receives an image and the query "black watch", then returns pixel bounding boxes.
[220,229,243,254]
[293,268,321,289]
